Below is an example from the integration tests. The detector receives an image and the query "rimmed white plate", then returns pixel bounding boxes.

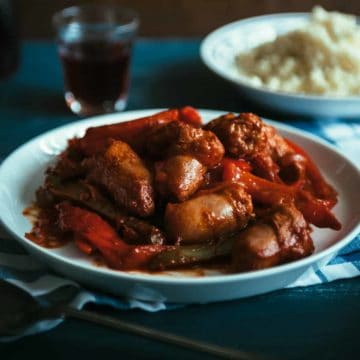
[0,109,359,303]
[200,13,360,117]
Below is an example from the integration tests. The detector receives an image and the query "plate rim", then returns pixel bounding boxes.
[200,11,360,101]
[0,108,359,285]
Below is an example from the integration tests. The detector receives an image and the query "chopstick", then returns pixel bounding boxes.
[61,306,267,360]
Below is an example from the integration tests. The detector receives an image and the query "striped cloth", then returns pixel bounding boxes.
[0,118,359,340]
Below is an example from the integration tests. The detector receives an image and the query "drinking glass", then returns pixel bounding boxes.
[53,5,139,116]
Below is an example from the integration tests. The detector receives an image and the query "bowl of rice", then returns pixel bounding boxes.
[200,7,360,117]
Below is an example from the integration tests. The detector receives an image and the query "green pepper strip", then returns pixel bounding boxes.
[149,238,233,270]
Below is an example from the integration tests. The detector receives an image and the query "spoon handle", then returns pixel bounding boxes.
[61,306,264,360]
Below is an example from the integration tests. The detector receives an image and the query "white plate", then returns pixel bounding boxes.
[0,110,359,303]
[200,13,360,117]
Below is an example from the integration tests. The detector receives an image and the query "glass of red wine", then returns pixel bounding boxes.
[53,5,139,116]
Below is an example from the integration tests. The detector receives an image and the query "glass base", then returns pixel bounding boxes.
[65,92,127,116]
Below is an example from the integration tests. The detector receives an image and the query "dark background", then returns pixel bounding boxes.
[15,0,360,39]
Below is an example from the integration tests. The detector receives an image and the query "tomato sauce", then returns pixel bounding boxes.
[24,205,71,248]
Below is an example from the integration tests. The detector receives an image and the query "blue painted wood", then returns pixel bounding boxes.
[0,40,359,359]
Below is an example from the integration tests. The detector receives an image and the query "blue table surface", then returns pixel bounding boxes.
[1,40,359,359]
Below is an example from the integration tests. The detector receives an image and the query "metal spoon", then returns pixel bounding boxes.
[0,280,266,360]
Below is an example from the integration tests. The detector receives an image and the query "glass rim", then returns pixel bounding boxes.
[53,4,139,34]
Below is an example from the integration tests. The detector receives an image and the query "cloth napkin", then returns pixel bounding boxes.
[0,118,359,341]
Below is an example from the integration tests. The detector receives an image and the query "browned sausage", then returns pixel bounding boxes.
[205,113,267,159]
[146,121,224,168]
[231,203,314,272]
[85,140,154,217]
[205,112,302,182]
[164,183,253,244]
[155,155,206,202]
[231,223,281,271]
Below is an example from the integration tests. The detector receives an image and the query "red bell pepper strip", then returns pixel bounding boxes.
[285,139,338,207]
[57,203,172,270]
[222,160,341,230]
[179,106,203,127]
[71,109,180,156]
[296,191,341,230]
[74,236,95,255]
[222,157,252,181]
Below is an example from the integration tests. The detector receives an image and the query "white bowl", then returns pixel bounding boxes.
[200,13,360,118]
[0,109,359,303]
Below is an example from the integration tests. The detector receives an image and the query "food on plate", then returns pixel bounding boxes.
[235,7,360,96]
[24,107,341,274]
[164,183,254,244]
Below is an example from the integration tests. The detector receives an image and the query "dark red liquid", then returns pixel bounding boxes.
[59,40,131,110]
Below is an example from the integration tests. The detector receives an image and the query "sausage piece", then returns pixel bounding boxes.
[146,121,224,168]
[165,183,253,244]
[85,140,155,217]
[205,113,293,181]
[205,113,267,159]
[155,155,206,202]
[231,203,314,272]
